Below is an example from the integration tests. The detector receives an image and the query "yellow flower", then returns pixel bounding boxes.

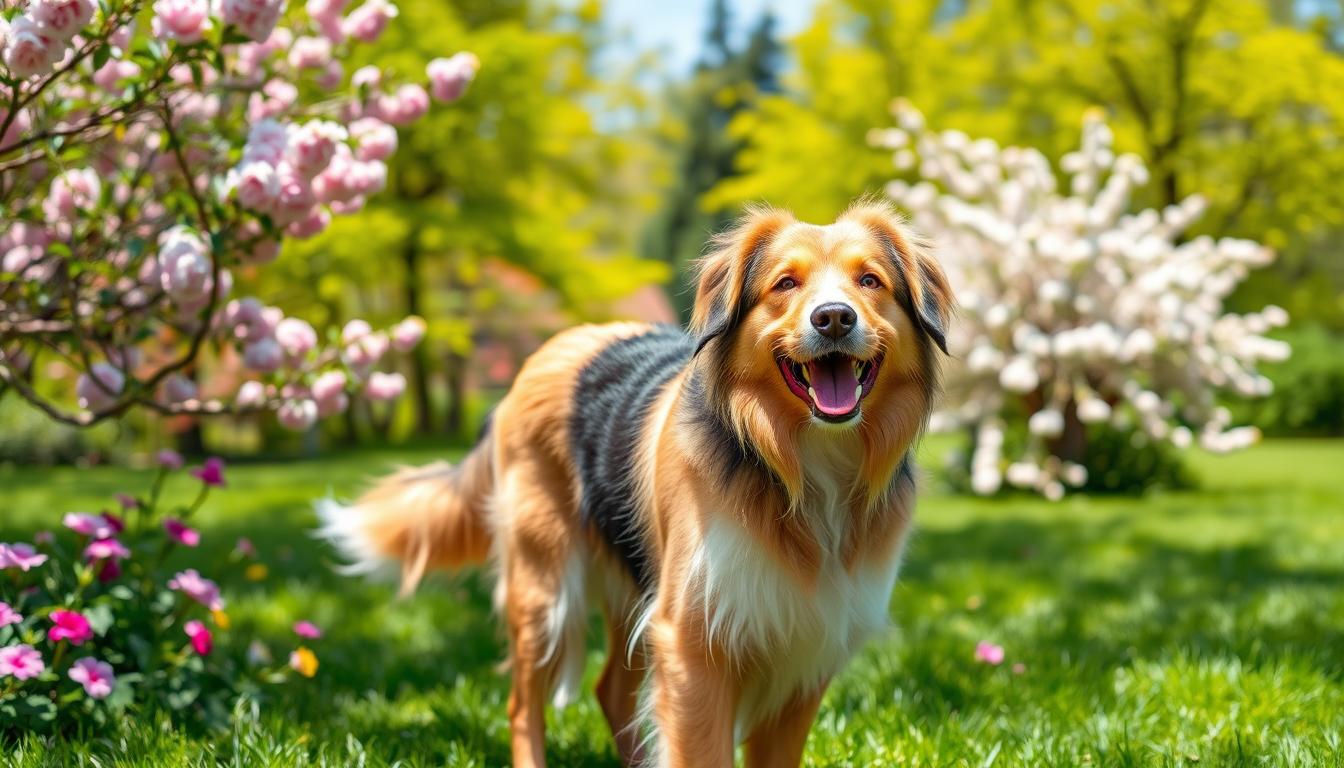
[245,563,268,581]
[211,610,231,630]
[289,646,319,678]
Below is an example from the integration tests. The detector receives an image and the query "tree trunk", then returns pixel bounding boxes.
[1050,399,1088,465]
[444,350,465,438]
[400,233,434,436]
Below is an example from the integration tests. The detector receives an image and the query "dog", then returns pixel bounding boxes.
[319,200,953,767]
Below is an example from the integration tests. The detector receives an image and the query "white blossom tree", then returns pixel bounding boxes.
[873,103,1290,499]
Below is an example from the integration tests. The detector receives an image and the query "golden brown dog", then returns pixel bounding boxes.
[320,201,953,767]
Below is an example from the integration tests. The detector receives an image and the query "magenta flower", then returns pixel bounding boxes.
[84,538,131,562]
[168,569,224,611]
[163,518,201,547]
[0,543,49,572]
[0,644,45,680]
[68,657,116,699]
[49,610,93,645]
[234,537,257,558]
[0,602,22,628]
[974,641,1005,666]
[292,621,323,639]
[184,620,213,656]
[115,493,140,510]
[190,457,226,487]
[158,449,184,470]
[101,511,126,534]
[65,512,118,539]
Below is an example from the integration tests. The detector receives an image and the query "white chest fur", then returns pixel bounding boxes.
[683,430,906,740]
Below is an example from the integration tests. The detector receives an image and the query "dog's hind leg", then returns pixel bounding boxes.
[596,594,649,766]
[496,454,584,768]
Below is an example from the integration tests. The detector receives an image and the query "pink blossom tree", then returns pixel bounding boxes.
[0,0,479,429]
[874,103,1290,499]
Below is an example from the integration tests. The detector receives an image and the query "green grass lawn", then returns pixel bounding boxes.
[2,439,1343,767]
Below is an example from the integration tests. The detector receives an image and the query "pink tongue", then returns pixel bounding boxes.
[806,357,859,415]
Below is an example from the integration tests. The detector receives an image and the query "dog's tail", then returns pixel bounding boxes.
[317,428,495,597]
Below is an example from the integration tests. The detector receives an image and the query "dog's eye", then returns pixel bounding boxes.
[860,273,882,290]
[775,277,797,291]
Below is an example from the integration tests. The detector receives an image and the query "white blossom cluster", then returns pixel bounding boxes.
[872,102,1290,499]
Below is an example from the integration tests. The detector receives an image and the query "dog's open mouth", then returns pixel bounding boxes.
[777,352,881,423]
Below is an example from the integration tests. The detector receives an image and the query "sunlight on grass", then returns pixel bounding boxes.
[2,439,1342,766]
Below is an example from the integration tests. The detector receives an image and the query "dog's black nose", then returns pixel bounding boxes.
[810,302,857,340]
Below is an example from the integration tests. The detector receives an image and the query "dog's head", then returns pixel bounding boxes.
[691,201,953,431]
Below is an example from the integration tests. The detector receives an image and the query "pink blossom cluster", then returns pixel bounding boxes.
[875,104,1290,498]
[1,0,479,433]
[2,0,94,79]
[0,457,329,718]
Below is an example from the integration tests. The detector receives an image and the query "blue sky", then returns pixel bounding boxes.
[601,0,817,76]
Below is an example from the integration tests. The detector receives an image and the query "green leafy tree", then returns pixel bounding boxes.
[642,2,783,321]
[268,0,665,438]
[709,0,1344,327]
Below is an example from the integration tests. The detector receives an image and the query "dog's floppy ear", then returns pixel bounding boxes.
[690,206,793,356]
[844,201,954,355]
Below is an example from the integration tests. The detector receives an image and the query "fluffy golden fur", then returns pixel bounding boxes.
[319,201,954,767]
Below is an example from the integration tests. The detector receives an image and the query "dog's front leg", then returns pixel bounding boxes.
[649,614,736,767]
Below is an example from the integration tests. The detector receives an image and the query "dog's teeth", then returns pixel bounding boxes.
[855,385,863,400]
[854,361,862,378]
[808,386,818,403]
[798,365,809,385]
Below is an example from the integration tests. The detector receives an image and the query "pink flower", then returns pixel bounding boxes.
[0,543,49,572]
[115,493,139,510]
[243,119,289,166]
[380,84,429,125]
[83,538,131,562]
[1012,662,1026,675]
[275,318,318,364]
[163,518,201,547]
[101,512,126,534]
[315,60,344,90]
[184,620,213,655]
[152,0,212,43]
[292,621,323,639]
[364,371,406,401]
[76,363,126,412]
[311,370,348,416]
[287,120,348,178]
[0,602,22,628]
[974,641,1005,666]
[342,0,397,43]
[271,163,318,226]
[341,319,372,346]
[287,35,331,69]
[44,168,100,222]
[3,18,61,80]
[161,373,198,404]
[64,512,118,539]
[220,0,284,41]
[31,0,95,40]
[69,657,116,698]
[244,338,284,372]
[276,399,318,431]
[351,65,381,90]
[287,208,330,239]
[343,331,389,369]
[92,59,141,92]
[48,610,93,645]
[349,118,397,161]
[236,380,268,408]
[191,457,226,487]
[234,538,257,558]
[157,226,214,307]
[0,645,45,680]
[168,569,225,610]
[232,161,280,211]
[158,449,184,470]
[426,52,479,103]
[391,316,426,352]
